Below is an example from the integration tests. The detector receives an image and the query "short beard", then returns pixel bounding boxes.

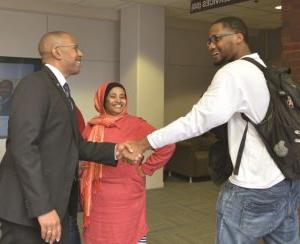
[213,56,234,67]
[213,59,226,67]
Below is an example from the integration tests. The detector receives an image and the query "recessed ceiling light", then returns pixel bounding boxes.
[275,5,282,10]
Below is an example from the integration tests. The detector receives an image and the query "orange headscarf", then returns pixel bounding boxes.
[80,81,128,228]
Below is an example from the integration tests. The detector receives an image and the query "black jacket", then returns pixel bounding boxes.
[0,66,116,227]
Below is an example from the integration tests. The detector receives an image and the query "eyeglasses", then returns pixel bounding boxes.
[207,33,238,46]
[55,44,80,52]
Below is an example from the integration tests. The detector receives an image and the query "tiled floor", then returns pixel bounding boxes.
[146,175,218,244]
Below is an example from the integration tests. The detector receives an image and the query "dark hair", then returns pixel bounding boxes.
[211,17,248,43]
[104,82,126,107]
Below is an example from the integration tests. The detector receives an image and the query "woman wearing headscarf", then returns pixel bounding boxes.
[80,81,175,244]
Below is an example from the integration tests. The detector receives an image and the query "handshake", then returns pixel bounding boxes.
[116,138,151,163]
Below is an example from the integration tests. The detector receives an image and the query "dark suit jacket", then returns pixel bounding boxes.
[0,66,117,227]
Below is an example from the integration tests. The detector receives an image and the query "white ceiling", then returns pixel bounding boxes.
[47,0,282,29]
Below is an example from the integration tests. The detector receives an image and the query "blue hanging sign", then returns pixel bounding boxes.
[190,0,250,13]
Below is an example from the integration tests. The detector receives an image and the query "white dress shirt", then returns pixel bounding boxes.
[148,53,285,189]
[45,64,68,88]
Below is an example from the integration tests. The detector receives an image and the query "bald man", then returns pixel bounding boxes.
[0,31,122,244]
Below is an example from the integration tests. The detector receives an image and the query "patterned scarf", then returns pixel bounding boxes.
[80,81,128,228]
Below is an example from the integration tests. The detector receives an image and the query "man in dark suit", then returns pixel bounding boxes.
[0,31,124,244]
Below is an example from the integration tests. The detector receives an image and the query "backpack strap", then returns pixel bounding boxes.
[233,120,248,175]
[242,57,267,72]
[233,57,266,175]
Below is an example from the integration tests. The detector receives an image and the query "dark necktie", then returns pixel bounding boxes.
[63,83,71,98]
[63,83,73,109]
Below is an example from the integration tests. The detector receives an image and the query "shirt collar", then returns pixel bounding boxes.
[45,64,68,88]
[240,53,266,67]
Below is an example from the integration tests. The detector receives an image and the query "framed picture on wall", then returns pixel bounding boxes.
[0,56,42,138]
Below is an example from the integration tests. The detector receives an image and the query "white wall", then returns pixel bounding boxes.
[0,9,120,158]
[165,18,216,124]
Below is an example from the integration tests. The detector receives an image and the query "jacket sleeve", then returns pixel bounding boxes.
[78,132,117,166]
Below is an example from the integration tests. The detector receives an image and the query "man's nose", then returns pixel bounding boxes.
[78,49,83,57]
[207,41,216,51]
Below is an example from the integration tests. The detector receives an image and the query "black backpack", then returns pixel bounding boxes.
[208,57,300,185]
[242,57,300,180]
[208,122,248,186]
[208,124,232,185]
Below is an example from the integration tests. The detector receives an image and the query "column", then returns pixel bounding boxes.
[120,4,165,189]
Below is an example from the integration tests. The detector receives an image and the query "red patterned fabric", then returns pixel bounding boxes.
[80,82,175,244]
[80,81,127,228]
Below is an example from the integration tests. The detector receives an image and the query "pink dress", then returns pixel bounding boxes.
[83,114,175,244]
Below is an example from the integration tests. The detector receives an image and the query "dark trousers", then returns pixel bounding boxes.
[0,217,69,244]
[68,215,81,244]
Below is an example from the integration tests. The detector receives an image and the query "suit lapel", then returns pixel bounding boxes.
[42,66,79,143]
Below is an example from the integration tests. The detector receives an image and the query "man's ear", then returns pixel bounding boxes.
[235,32,244,44]
[51,47,61,60]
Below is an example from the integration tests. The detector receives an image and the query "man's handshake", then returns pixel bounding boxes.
[116,138,152,163]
